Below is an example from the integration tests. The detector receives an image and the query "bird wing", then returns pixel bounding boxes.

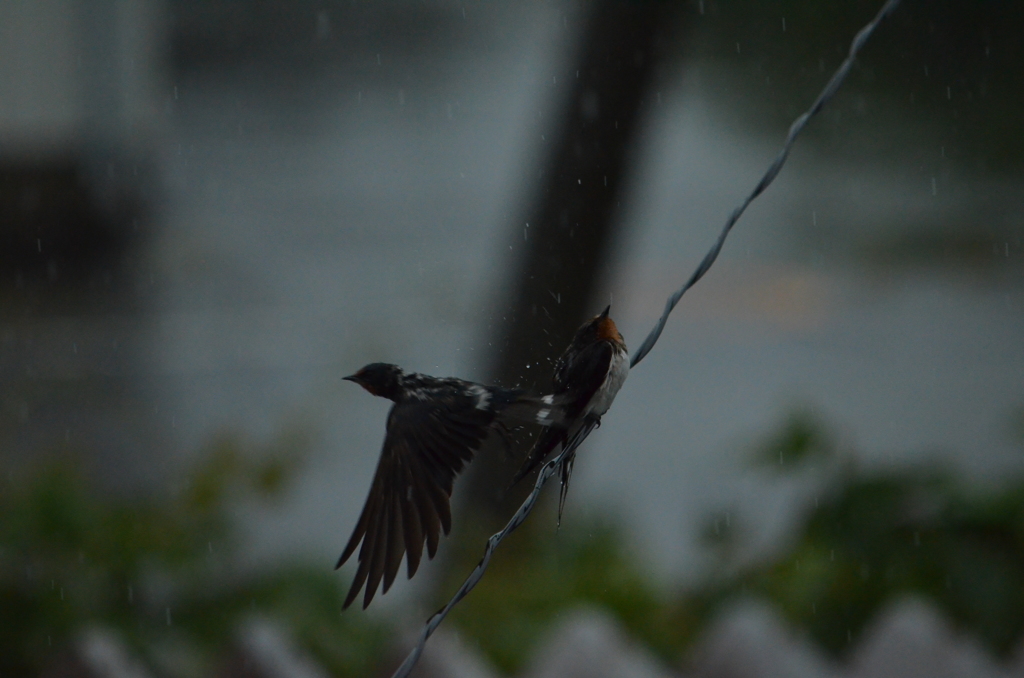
[555,339,614,419]
[511,340,614,484]
[337,392,496,609]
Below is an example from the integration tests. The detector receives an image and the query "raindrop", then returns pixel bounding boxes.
[60,588,64,601]
[603,176,607,187]
[812,211,817,226]
[208,541,213,554]
[913,531,920,546]
[72,343,77,354]
[173,86,178,100]
[398,89,405,106]
[736,42,741,54]
[940,145,945,158]
[577,179,581,185]
[931,177,937,195]
[946,86,952,100]
[357,91,361,104]
[698,0,704,14]
[316,11,330,39]
[656,91,661,104]
[128,585,133,604]
[553,75,557,85]
[166,607,172,626]
[924,65,929,77]
[782,17,786,31]
[37,239,41,253]
[376,54,381,65]
[461,6,466,19]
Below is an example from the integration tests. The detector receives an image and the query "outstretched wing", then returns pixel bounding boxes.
[337,381,563,610]
[337,394,494,609]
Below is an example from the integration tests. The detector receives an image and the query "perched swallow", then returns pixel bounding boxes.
[337,362,565,609]
[511,305,629,515]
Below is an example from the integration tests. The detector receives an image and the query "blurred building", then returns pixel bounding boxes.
[0,0,166,486]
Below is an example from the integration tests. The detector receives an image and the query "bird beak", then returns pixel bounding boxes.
[600,305,611,318]
[342,374,359,383]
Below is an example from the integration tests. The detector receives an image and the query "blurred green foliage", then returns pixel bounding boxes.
[444,410,1024,671]
[702,410,1024,656]
[0,433,391,677]
[3,411,1021,676]
[443,512,697,675]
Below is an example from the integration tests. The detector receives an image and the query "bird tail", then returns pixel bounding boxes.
[492,390,568,428]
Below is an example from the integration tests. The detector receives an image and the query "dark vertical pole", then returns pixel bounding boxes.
[460,0,685,525]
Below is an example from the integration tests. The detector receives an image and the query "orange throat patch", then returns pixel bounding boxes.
[596,316,622,344]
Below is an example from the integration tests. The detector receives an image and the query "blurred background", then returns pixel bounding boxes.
[2,1,1023,676]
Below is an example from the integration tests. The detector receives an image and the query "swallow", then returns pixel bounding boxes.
[337,362,565,609]
[511,305,629,517]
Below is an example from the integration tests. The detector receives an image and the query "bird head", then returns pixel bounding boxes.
[343,363,404,399]
[574,305,624,347]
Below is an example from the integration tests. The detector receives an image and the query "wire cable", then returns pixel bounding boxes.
[390,1,901,674]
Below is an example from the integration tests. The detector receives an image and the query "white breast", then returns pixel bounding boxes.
[586,347,629,418]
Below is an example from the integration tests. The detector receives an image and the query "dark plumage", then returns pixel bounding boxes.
[511,306,629,515]
[338,363,563,609]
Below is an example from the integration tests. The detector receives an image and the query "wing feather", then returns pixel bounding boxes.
[361,493,390,608]
[401,463,424,578]
[382,490,405,594]
[338,390,504,608]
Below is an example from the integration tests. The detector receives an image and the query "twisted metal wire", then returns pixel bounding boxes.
[391,2,901,674]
